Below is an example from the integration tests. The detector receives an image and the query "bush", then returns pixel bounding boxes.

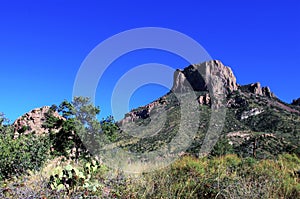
[116,154,300,198]
[0,130,50,180]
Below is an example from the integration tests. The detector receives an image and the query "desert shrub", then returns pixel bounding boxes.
[116,154,300,198]
[0,130,50,180]
[210,138,234,157]
[0,153,299,198]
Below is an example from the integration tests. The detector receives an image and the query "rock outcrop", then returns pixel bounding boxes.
[241,108,264,120]
[118,97,167,126]
[172,60,238,94]
[242,82,275,98]
[13,106,65,138]
[198,93,211,105]
[292,98,300,106]
[119,60,280,128]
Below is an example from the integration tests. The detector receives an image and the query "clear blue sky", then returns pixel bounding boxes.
[0,0,299,122]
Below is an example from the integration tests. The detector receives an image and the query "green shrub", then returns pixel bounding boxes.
[0,131,50,180]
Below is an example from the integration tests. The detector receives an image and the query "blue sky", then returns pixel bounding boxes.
[0,0,299,122]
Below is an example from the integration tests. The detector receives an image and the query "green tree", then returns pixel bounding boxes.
[0,113,10,134]
[48,97,110,160]
[44,97,119,162]
[100,116,119,142]
[210,138,234,157]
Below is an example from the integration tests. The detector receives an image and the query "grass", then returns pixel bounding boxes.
[1,153,299,198]
[119,153,300,199]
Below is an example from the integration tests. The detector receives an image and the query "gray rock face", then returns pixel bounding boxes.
[292,98,300,106]
[172,60,238,94]
[13,106,65,138]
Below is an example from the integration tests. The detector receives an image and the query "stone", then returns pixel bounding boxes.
[198,93,211,105]
[243,82,275,98]
[13,106,65,138]
[241,108,264,120]
[118,98,166,126]
[172,60,238,95]
[262,86,275,98]
[292,98,300,106]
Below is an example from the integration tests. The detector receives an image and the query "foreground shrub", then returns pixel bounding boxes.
[1,153,299,198]
[118,154,300,198]
[0,131,50,180]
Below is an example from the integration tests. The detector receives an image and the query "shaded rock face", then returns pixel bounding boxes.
[248,82,263,95]
[292,98,300,106]
[243,82,275,98]
[172,60,238,94]
[198,93,211,105]
[13,106,65,138]
[262,86,275,98]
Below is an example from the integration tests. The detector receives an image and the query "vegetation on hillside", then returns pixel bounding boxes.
[0,95,299,198]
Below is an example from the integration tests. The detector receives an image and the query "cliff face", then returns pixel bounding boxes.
[119,60,280,126]
[171,60,238,94]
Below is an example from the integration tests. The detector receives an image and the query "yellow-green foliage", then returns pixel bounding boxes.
[120,154,300,199]
[1,154,299,198]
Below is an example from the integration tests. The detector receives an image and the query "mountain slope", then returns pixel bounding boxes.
[117,60,300,159]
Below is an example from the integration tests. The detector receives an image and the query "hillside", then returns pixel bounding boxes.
[117,60,300,160]
[0,60,299,198]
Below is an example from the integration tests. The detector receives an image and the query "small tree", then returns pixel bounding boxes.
[0,113,10,134]
[210,138,234,157]
[100,116,119,142]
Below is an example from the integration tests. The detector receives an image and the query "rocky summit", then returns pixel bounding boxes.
[13,106,64,138]
[172,60,238,94]
[118,60,300,159]
[120,60,276,124]
[241,82,275,98]
[292,98,300,106]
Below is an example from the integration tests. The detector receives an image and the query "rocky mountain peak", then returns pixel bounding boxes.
[171,60,238,94]
[242,82,275,98]
[292,98,300,106]
[13,106,65,138]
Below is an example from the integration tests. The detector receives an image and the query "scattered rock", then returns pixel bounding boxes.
[241,108,264,120]
[227,131,251,139]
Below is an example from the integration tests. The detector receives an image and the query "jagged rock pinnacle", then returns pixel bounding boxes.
[171,60,238,94]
